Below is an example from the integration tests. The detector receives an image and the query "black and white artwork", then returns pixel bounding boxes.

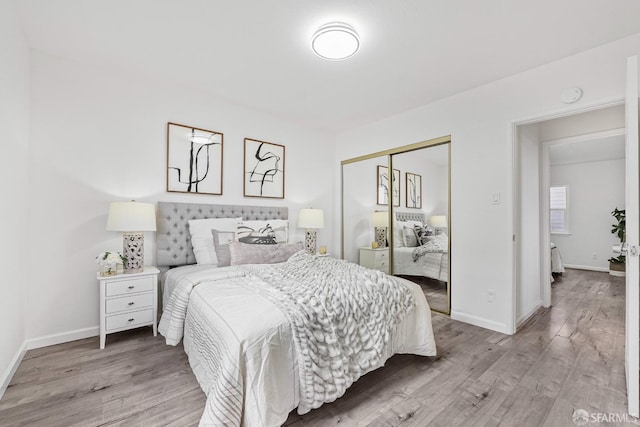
[167,122,223,195]
[406,172,422,209]
[377,165,400,206]
[244,138,285,199]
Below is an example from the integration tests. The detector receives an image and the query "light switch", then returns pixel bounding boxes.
[492,192,501,204]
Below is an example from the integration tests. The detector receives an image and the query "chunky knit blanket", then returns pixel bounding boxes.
[238,251,415,414]
[159,251,416,423]
[412,235,448,262]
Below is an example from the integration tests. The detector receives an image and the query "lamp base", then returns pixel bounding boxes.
[123,231,144,274]
[305,230,317,254]
[375,227,387,248]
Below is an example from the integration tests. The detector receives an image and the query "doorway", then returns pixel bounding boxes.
[513,104,625,328]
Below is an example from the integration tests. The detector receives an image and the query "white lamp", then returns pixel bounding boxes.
[311,22,360,60]
[298,208,324,254]
[106,201,156,274]
[429,215,448,234]
[372,211,389,248]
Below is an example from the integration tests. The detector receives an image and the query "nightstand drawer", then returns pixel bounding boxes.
[106,293,154,314]
[106,309,154,331]
[374,251,388,262]
[105,277,154,297]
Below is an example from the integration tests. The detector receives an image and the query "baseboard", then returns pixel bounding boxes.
[450,310,509,334]
[516,302,541,329]
[25,326,99,350]
[0,342,27,400]
[563,264,609,273]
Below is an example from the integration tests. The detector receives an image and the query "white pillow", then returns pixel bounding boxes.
[239,219,289,243]
[188,217,242,265]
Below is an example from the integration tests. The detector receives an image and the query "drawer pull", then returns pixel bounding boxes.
[128,285,135,289]
[128,318,135,322]
[128,302,135,306]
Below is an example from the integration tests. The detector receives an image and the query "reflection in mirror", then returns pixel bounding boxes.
[391,143,450,313]
[342,155,390,273]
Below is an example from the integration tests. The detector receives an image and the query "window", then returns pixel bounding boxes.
[550,185,569,233]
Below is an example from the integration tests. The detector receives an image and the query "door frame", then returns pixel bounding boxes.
[509,97,624,334]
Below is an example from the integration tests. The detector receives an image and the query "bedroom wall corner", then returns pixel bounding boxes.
[0,0,29,398]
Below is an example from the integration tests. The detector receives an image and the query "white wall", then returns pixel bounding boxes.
[551,159,625,270]
[0,0,29,396]
[335,34,640,333]
[26,50,335,342]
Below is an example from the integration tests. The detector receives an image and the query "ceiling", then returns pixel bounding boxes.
[550,134,625,166]
[15,0,640,133]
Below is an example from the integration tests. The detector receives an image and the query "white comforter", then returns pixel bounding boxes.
[159,253,436,426]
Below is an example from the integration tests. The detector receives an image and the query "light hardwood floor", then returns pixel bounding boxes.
[0,269,634,426]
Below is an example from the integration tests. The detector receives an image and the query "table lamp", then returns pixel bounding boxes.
[298,208,324,254]
[372,211,388,248]
[106,201,156,274]
[429,215,448,234]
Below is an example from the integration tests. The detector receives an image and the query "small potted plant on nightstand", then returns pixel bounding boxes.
[609,207,626,277]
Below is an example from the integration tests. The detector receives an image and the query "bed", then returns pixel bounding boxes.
[393,212,449,282]
[156,202,437,426]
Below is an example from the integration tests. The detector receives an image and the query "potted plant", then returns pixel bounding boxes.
[96,251,126,276]
[609,207,626,277]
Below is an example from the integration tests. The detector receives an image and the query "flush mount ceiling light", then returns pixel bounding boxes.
[311,22,360,60]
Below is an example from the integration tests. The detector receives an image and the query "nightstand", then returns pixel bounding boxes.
[97,266,159,349]
[359,247,389,273]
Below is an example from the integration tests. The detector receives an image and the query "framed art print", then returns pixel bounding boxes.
[167,122,223,195]
[377,165,400,206]
[244,138,285,199]
[406,172,422,208]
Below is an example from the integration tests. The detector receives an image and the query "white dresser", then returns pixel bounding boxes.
[359,247,389,273]
[97,266,159,349]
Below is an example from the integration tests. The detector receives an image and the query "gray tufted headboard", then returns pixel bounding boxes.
[156,201,288,268]
[395,211,425,223]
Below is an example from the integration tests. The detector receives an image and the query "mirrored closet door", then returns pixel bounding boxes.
[341,136,451,314]
[390,143,450,314]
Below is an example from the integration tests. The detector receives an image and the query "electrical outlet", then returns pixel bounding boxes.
[488,290,496,302]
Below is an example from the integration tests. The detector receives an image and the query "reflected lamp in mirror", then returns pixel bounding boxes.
[298,208,324,254]
[106,201,157,274]
[372,211,388,248]
[429,215,447,235]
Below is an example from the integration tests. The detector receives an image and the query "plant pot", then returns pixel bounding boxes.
[609,261,626,277]
[99,262,118,277]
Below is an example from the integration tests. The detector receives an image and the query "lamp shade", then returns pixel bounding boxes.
[371,211,389,227]
[298,208,324,229]
[106,201,157,232]
[429,215,448,228]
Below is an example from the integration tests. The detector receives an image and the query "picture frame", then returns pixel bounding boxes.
[406,172,422,209]
[243,138,285,199]
[166,122,223,195]
[377,165,400,206]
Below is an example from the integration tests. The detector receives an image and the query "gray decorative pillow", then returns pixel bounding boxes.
[211,229,237,267]
[228,242,303,266]
[403,225,418,247]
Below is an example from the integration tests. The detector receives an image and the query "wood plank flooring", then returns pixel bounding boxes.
[0,269,634,426]
[397,274,448,313]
